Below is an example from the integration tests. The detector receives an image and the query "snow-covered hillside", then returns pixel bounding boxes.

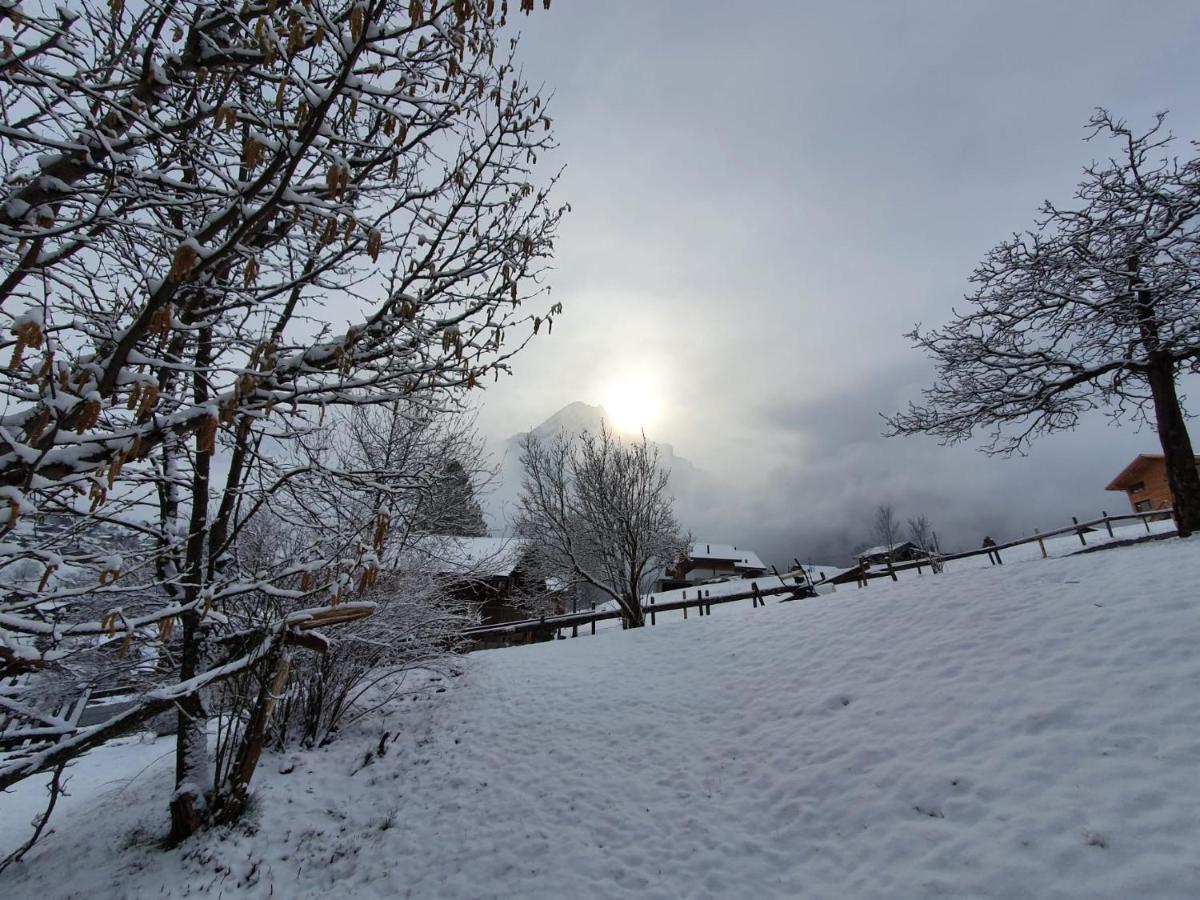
[3,537,1200,898]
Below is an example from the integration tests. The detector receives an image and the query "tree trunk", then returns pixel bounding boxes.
[1146,358,1200,537]
[221,649,291,821]
[170,327,215,844]
[622,593,645,628]
[169,611,212,844]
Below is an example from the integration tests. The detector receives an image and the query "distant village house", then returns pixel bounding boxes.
[668,542,768,586]
[405,535,540,626]
[856,541,929,568]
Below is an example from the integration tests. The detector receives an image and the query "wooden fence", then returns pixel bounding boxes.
[0,680,91,752]
[462,579,811,647]
[1,680,138,756]
[844,508,1174,584]
[462,508,1174,648]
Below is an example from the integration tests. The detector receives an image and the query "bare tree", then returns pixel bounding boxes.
[316,402,495,550]
[872,503,901,580]
[887,111,1200,536]
[0,0,562,841]
[906,514,933,554]
[516,425,687,628]
[906,513,942,573]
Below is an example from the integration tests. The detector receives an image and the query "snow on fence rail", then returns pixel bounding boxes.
[463,509,1175,647]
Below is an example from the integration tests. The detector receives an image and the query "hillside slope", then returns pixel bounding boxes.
[3,538,1199,898]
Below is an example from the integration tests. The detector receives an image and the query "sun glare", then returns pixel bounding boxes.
[601,374,662,434]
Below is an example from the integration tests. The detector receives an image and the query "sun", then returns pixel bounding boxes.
[601,374,662,434]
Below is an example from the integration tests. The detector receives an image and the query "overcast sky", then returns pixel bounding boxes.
[473,1,1200,566]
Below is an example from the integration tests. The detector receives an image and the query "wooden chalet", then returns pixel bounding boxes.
[407,535,538,626]
[1105,453,1199,514]
[669,542,768,585]
[856,541,929,568]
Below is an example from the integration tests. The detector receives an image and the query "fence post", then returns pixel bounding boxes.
[1073,516,1087,546]
[1035,527,1046,559]
[1103,512,1114,539]
[750,581,759,608]
[705,590,712,616]
[650,597,656,626]
[1143,513,1151,533]
[590,602,596,635]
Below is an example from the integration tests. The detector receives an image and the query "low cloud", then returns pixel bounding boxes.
[672,359,1155,568]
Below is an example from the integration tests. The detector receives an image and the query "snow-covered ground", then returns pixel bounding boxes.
[3,534,1200,898]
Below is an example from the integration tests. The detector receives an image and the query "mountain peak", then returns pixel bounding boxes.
[518,401,611,442]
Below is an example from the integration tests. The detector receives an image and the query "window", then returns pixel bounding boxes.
[1135,499,1153,512]
[1127,481,1145,494]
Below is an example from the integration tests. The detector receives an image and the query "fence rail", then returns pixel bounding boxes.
[463,508,1175,647]
[846,508,1174,583]
[0,680,90,751]
[462,580,809,644]
[1,680,141,753]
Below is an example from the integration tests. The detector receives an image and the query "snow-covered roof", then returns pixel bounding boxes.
[404,536,526,578]
[687,542,766,571]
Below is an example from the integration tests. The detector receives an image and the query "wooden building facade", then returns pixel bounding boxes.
[1105,453,1200,514]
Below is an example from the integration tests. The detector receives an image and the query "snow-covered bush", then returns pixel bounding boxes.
[270,570,471,749]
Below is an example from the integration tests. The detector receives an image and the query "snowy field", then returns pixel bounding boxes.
[3,533,1200,898]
